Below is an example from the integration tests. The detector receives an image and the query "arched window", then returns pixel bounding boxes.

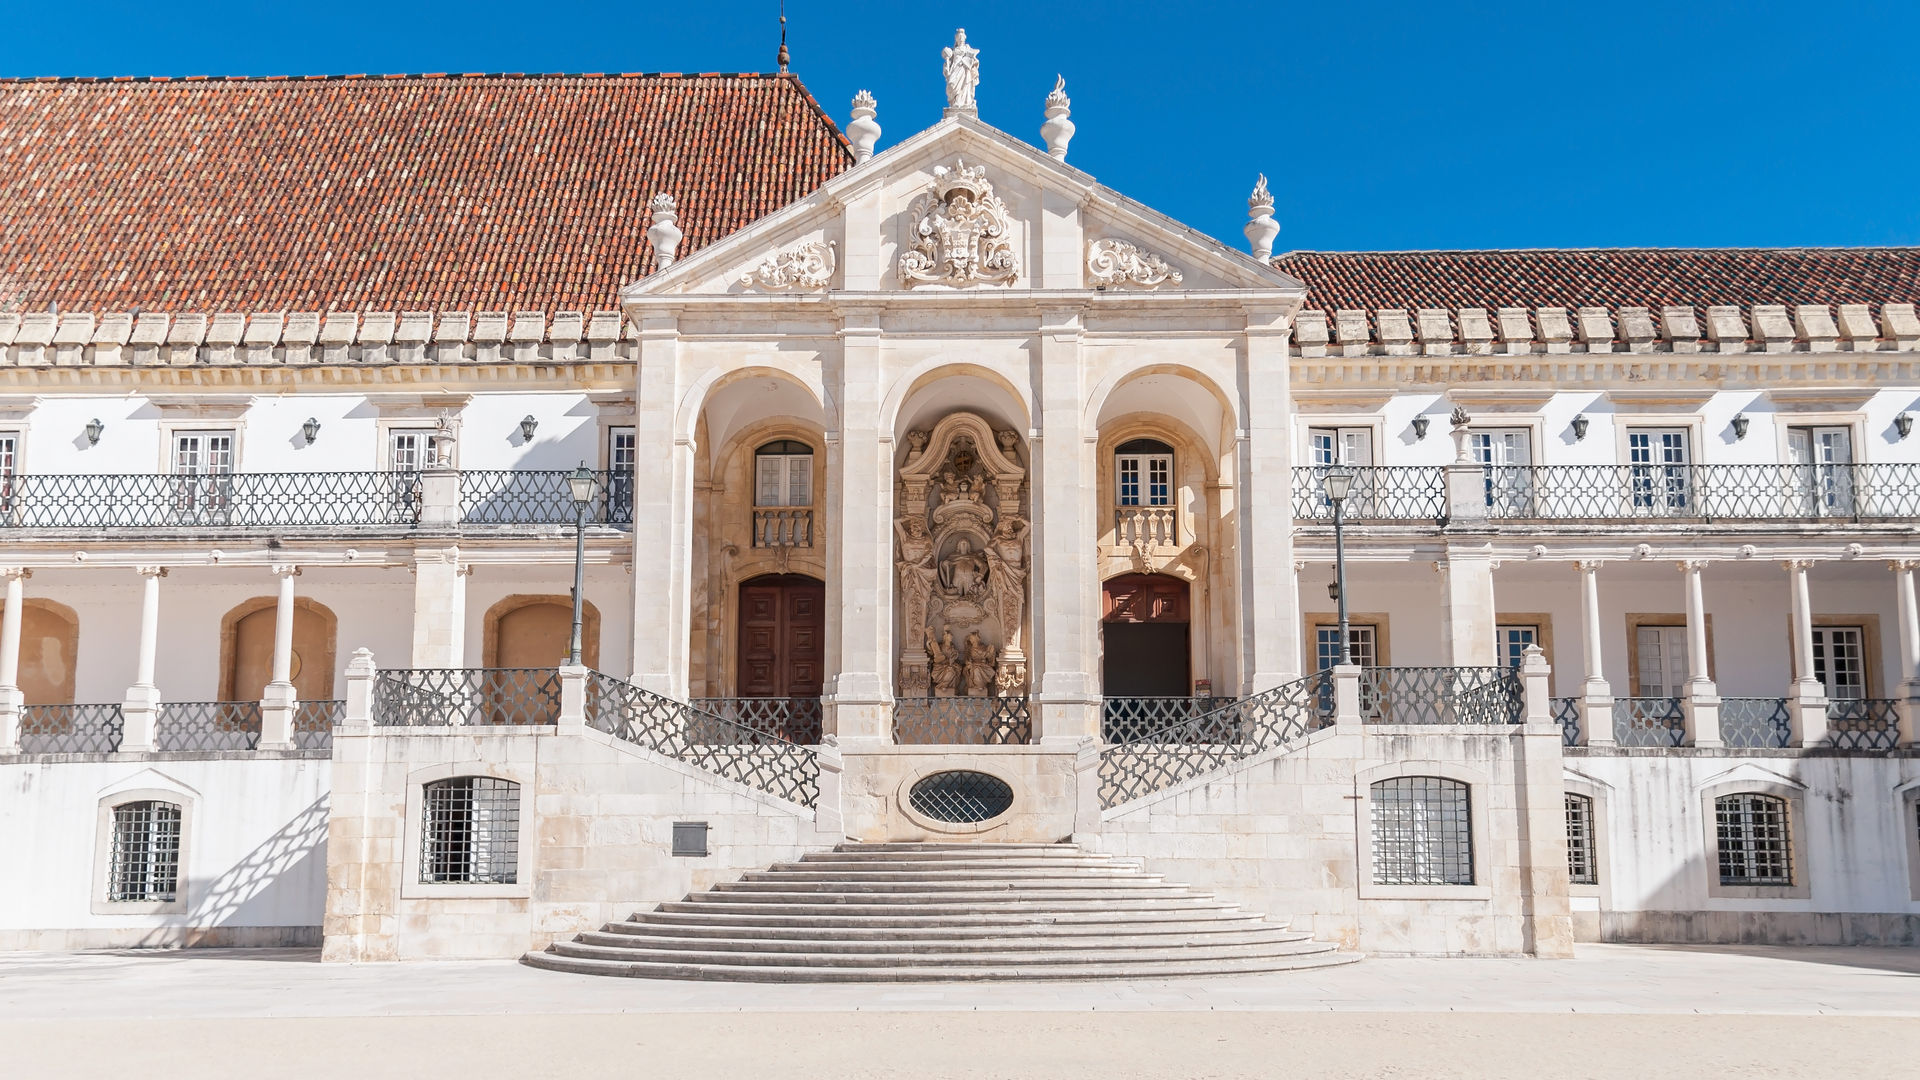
[1565,793,1598,885]
[1370,776,1473,885]
[421,777,521,885]
[1715,793,1791,886]
[755,440,814,508]
[1114,438,1173,508]
[108,800,183,902]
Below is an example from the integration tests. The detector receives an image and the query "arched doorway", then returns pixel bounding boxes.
[20,599,79,705]
[484,595,601,670]
[736,574,824,699]
[221,597,338,701]
[1101,574,1191,697]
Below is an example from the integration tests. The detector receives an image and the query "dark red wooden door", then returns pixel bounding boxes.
[736,574,825,697]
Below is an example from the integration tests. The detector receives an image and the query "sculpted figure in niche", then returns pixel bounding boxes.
[928,629,961,697]
[963,631,997,697]
[992,515,1027,566]
[939,538,990,600]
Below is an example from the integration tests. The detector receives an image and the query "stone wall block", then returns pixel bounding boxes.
[1793,304,1840,352]
[1881,303,1920,350]
[1495,307,1532,355]
[1616,306,1658,352]
[1376,309,1415,355]
[1659,306,1701,353]
[1415,308,1453,355]
[1456,307,1494,354]
[1836,304,1880,350]
[1292,309,1330,356]
[1535,307,1573,353]
[1705,305,1749,353]
[1750,304,1795,353]
[1333,309,1370,355]
[1575,307,1613,353]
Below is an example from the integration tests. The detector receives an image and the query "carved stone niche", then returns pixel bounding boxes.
[897,160,1020,288]
[894,412,1029,699]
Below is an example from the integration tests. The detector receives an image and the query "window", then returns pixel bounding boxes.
[1565,793,1598,886]
[388,428,447,473]
[1634,624,1690,698]
[108,800,183,902]
[1810,626,1867,700]
[1496,624,1540,669]
[1715,793,1792,886]
[606,426,635,525]
[0,430,18,517]
[1370,776,1473,886]
[1307,428,1372,468]
[1787,426,1854,516]
[420,777,521,885]
[1314,623,1377,670]
[1628,428,1691,513]
[754,440,813,508]
[1471,429,1532,514]
[169,430,235,522]
[1115,438,1174,507]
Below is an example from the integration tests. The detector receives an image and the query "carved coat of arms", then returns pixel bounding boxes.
[898,160,1020,287]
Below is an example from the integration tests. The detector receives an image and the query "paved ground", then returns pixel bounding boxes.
[2,944,1916,1078]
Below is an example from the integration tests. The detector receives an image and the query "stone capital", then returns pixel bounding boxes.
[1574,559,1604,574]
[1781,558,1818,572]
[0,567,30,581]
[1888,559,1920,573]
[270,563,301,577]
[135,565,167,578]
[1676,559,1709,573]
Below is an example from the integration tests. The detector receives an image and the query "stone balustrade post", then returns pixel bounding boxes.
[121,565,166,752]
[1576,560,1614,747]
[1333,664,1363,730]
[258,564,300,750]
[1443,413,1487,526]
[557,664,588,732]
[342,647,377,729]
[1520,644,1551,729]
[1679,560,1722,748]
[812,734,847,840]
[1784,559,1829,747]
[417,466,461,527]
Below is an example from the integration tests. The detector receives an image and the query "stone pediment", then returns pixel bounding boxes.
[623,114,1303,301]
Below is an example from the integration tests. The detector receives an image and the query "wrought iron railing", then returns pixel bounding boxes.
[458,469,632,526]
[16,703,125,753]
[1101,696,1243,743]
[1114,506,1177,548]
[1720,697,1792,749]
[1292,466,1447,523]
[1613,697,1685,747]
[751,507,814,547]
[892,697,1034,744]
[1358,666,1524,725]
[1098,671,1331,809]
[293,699,344,750]
[156,700,262,752]
[0,472,425,528]
[371,668,563,726]
[1826,698,1901,751]
[688,697,822,743]
[584,672,818,807]
[1551,696,1581,746]
[1482,463,1920,522]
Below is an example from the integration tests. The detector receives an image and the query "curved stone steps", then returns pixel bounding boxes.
[601,917,1286,942]
[574,926,1317,954]
[521,951,1358,982]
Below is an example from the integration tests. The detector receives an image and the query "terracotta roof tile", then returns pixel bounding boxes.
[1271,248,1920,313]
[0,72,851,312]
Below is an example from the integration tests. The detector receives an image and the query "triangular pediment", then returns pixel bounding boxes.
[624,115,1303,301]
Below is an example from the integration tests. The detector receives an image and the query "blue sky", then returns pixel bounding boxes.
[9,1,1918,253]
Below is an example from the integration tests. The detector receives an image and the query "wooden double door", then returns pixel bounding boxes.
[1101,573,1192,697]
[736,574,825,699]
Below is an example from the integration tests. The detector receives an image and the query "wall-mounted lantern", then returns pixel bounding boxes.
[519,415,539,442]
[1411,415,1430,441]
[1897,412,1913,440]
[1570,414,1590,441]
[84,418,104,445]
[1731,413,1751,440]
[302,417,322,445]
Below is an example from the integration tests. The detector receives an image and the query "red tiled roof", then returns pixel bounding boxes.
[0,73,852,312]
[1271,248,1920,312]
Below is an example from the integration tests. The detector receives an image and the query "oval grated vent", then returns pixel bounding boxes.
[908,770,1014,824]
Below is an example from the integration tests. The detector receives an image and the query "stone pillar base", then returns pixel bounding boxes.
[259,682,297,750]
[1788,678,1828,747]
[0,685,21,753]
[122,684,160,752]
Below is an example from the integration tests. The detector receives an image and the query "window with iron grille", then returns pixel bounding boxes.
[108,801,183,902]
[1370,776,1473,886]
[1565,793,1598,886]
[421,777,520,885]
[1715,793,1791,886]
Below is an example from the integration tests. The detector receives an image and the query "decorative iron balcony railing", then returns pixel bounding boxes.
[1551,696,1581,746]
[16,703,125,753]
[459,469,632,525]
[1826,698,1900,751]
[585,672,818,807]
[893,697,1034,745]
[688,697,823,744]
[370,668,563,726]
[1613,697,1685,747]
[293,699,343,750]
[750,507,814,547]
[1720,697,1792,749]
[1481,463,1920,522]
[1098,671,1331,808]
[1113,505,1177,549]
[156,700,263,752]
[1101,696,1243,743]
[1357,666,1524,725]
[1292,466,1447,523]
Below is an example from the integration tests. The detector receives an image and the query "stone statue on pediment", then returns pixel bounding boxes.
[942,29,979,113]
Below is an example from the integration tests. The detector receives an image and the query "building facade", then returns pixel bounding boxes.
[1,48,1917,960]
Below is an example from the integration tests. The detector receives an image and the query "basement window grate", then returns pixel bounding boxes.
[909,771,1015,824]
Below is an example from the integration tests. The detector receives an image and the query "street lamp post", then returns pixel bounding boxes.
[1322,465,1356,666]
[565,464,596,667]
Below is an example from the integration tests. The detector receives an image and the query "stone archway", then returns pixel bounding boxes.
[20,598,79,705]
[1101,574,1192,697]
[483,595,601,670]
[220,597,338,702]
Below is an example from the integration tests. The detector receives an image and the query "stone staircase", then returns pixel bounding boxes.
[523,842,1358,981]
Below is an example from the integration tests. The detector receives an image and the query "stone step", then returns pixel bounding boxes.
[604,917,1288,942]
[831,842,1074,852]
[523,949,1362,983]
[658,897,1235,917]
[629,908,1272,930]
[797,852,1130,866]
[547,938,1337,968]
[710,879,1187,896]
[761,864,1150,878]
[576,927,1315,954]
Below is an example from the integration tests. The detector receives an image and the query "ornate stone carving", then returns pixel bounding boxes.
[942,29,980,113]
[739,240,837,291]
[1040,76,1073,160]
[1086,238,1183,289]
[898,161,1020,288]
[894,412,1029,698]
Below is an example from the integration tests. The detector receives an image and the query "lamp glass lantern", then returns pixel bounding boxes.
[1321,464,1356,667]
[1411,415,1430,441]
[519,415,539,443]
[567,464,597,505]
[1321,464,1356,503]
[1897,412,1913,440]
[1731,413,1751,440]
[83,418,104,445]
[302,417,322,445]
[1571,413,1589,441]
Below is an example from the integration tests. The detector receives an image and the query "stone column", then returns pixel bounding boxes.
[122,565,166,752]
[1784,558,1828,746]
[259,564,299,750]
[1576,560,1613,746]
[1516,644,1575,957]
[0,567,26,753]
[1031,305,1100,743]
[1237,303,1300,693]
[1678,560,1721,747]
[409,547,466,668]
[1437,544,1497,668]
[821,308,892,742]
[1890,559,1919,746]
[630,311,695,699]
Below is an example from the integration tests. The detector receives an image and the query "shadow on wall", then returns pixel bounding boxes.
[122,795,330,950]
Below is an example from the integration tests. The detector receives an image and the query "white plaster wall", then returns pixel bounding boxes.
[0,755,330,948]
